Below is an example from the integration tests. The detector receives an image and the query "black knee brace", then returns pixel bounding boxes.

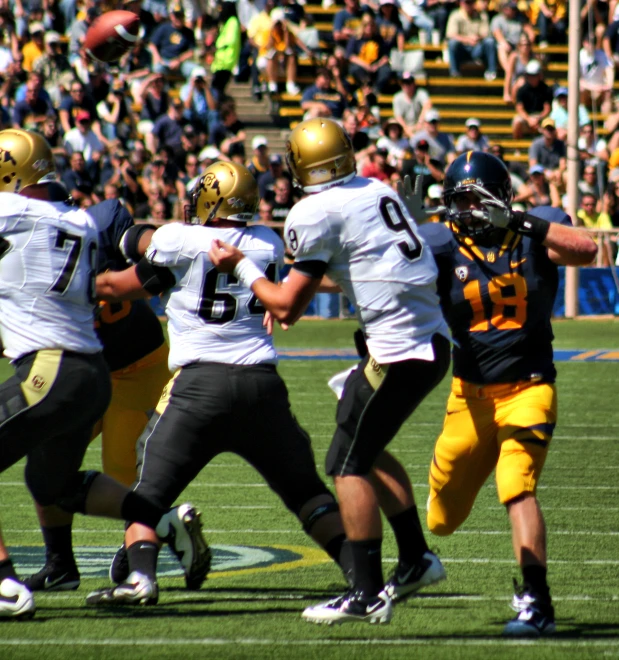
[302,500,340,534]
[55,470,101,514]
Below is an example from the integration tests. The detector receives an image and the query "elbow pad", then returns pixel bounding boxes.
[119,224,157,264]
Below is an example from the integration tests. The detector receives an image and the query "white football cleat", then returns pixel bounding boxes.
[156,504,212,590]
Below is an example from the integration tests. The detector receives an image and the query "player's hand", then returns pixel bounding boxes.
[470,186,512,228]
[397,174,446,223]
[208,239,245,272]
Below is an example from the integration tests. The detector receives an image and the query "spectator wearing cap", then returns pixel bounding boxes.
[513,164,561,209]
[210,0,242,94]
[490,1,535,77]
[512,58,552,139]
[258,153,292,199]
[148,98,186,158]
[301,67,348,120]
[376,0,406,51]
[392,72,432,138]
[550,87,590,142]
[376,117,410,166]
[148,3,197,79]
[580,33,614,115]
[207,100,247,161]
[179,66,210,134]
[32,31,72,107]
[455,117,489,153]
[347,13,393,94]
[63,109,105,164]
[12,77,54,130]
[528,117,566,188]
[445,0,497,81]
[21,22,45,72]
[399,140,444,198]
[411,109,456,165]
[246,134,270,179]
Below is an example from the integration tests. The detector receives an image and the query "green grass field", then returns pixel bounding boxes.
[2,319,619,660]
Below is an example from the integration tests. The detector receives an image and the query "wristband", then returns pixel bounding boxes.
[232,257,265,289]
[509,212,550,243]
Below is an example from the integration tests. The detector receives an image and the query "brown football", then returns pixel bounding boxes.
[84,10,140,63]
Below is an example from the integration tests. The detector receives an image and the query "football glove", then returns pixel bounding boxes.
[469,185,550,242]
[469,185,512,228]
[397,175,446,224]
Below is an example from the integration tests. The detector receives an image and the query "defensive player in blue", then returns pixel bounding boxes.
[398,152,597,637]
[24,199,171,593]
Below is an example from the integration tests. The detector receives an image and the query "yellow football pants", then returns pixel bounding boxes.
[427,378,557,536]
[91,343,170,486]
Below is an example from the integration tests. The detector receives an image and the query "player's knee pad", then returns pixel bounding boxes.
[55,470,101,514]
[302,499,340,535]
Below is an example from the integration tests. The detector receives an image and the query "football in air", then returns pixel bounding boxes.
[84,10,140,63]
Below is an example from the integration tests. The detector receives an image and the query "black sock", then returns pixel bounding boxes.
[120,492,165,531]
[127,541,159,580]
[349,539,383,596]
[522,565,551,604]
[41,525,75,567]
[0,558,17,582]
[324,534,354,578]
[388,506,429,565]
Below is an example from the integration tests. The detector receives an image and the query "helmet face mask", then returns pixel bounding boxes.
[0,128,56,194]
[443,151,513,240]
[286,118,356,193]
[185,161,259,225]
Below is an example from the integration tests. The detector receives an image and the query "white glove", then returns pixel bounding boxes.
[397,174,446,224]
[469,185,512,228]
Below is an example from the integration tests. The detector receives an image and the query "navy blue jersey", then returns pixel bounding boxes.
[88,201,165,372]
[420,207,572,384]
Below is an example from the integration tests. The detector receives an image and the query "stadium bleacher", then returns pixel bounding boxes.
[261,6,610,163]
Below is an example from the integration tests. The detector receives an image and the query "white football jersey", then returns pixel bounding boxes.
[145,222,284,371]
[0,193,102,359]
[285,176,450,363]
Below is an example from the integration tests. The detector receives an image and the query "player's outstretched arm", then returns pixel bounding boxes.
[209,239,321,325]
[96,266,149,301]
[544,222,598,266]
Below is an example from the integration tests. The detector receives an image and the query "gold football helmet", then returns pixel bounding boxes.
[0,128,56,193]
[286,118,356,193]
[187,161,259,224]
